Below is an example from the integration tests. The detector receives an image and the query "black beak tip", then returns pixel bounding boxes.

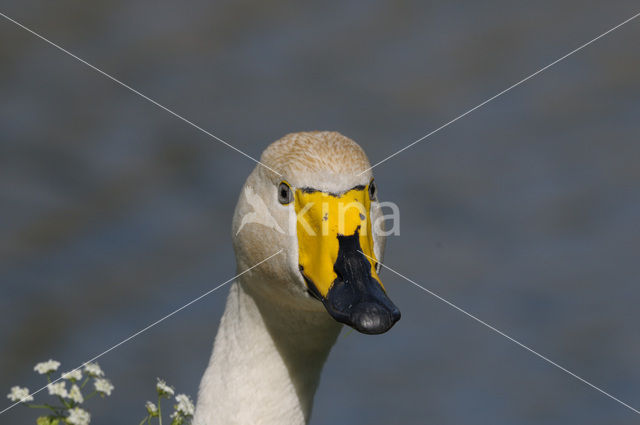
[350,302,401,335]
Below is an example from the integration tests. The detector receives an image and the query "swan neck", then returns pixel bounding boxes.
[194,281,341,425]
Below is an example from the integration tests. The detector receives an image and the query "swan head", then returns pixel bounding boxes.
[232,131,400,334]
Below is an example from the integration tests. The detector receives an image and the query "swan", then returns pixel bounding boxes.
[193,131,401,425]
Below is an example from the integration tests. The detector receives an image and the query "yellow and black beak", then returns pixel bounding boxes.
[294,183,400,334]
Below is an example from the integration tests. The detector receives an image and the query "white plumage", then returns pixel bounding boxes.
[193,132,395,425]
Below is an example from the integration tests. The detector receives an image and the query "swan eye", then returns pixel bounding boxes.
[368,180,377,201]
[278,182,293,205]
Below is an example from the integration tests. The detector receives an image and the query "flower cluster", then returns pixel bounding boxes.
[34,360,61,375]
[7,386,33,403]
[174,393,195,417]
[7,360,194,424]
[94,378,114,396]
[156,379,175,397]
[139,378,195,425]
[5,360,114,425]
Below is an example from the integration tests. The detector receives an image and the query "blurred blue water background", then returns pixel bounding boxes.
[1,1,639,424]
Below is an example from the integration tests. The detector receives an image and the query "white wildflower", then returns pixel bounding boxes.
[175,393,195,416]
[34,359,61,374]
[6,386,33,402]
[145,401,158,416]
[67,407,91,425]
[83,362,104,377]
[62,369,82,381]
[68,384,84,403]
[93,378,114,396]
[47,381,68,398]
[156,378,174,397]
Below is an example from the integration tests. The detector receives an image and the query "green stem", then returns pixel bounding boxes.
[80,376,90,389]
[58,396,71,409]
[138,416,150,425]
[25,403,58,412]
[84,391,98,402]
[157,396,163,425]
